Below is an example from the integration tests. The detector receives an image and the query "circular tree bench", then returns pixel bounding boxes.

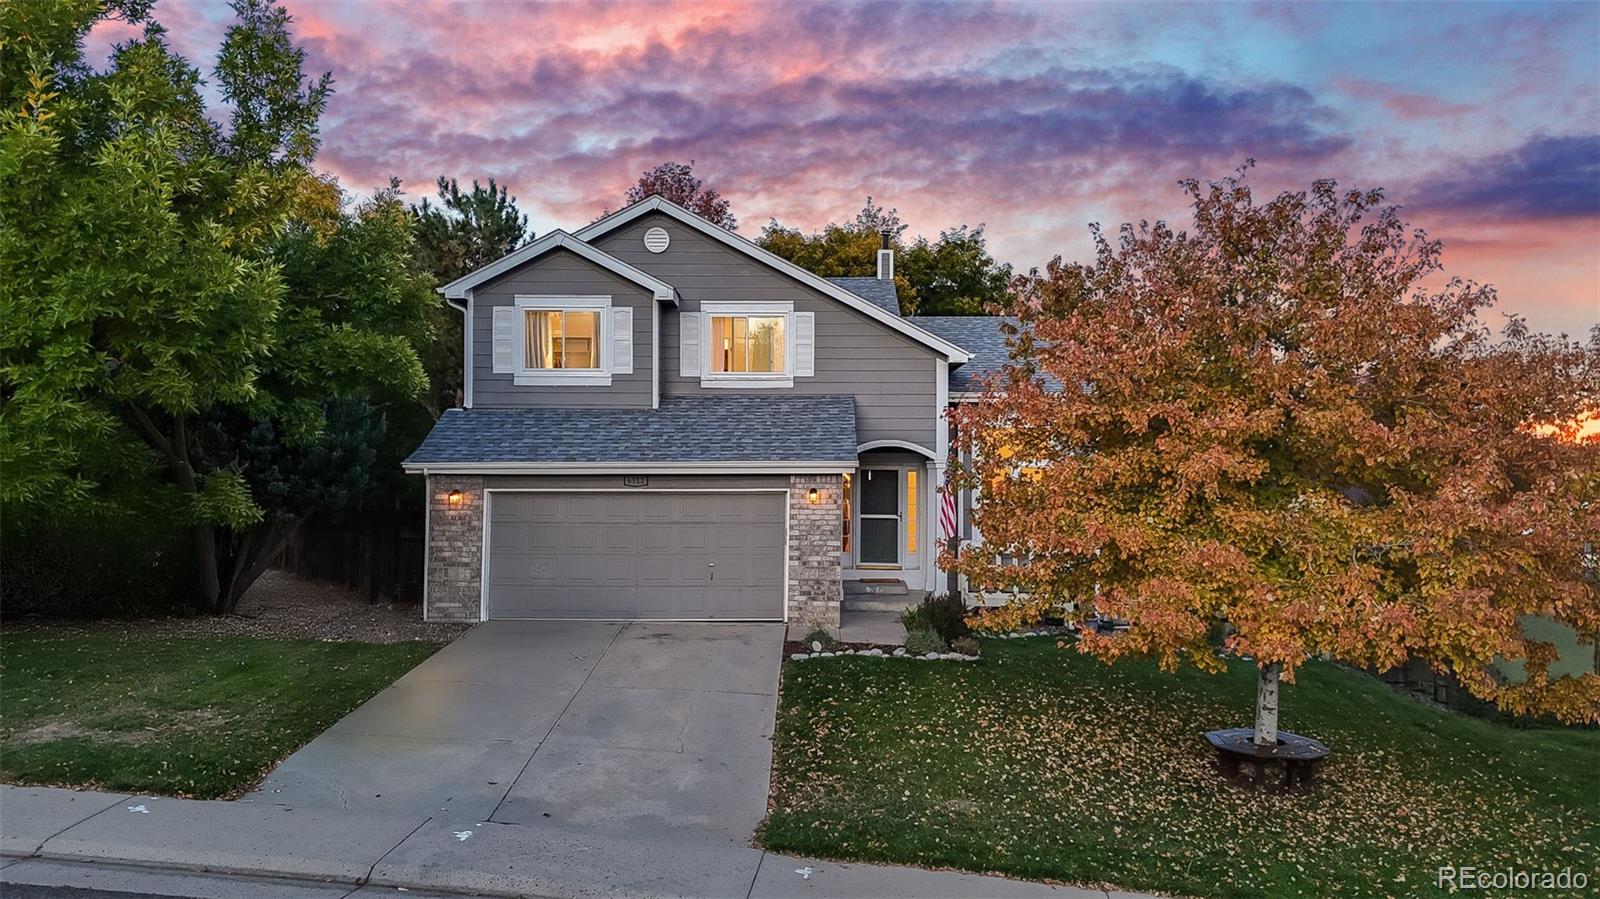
[1204,728,1330,792]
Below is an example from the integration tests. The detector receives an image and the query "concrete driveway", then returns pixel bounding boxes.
[248,620,785,845]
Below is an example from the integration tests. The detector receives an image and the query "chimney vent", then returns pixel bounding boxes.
[876,229,894,281]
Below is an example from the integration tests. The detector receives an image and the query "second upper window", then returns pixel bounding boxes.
[710,314,787,374]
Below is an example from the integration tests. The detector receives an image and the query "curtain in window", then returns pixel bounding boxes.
[526,311,557,368]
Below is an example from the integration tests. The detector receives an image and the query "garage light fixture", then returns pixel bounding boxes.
[806,487,821,504]
[446,489,464,509]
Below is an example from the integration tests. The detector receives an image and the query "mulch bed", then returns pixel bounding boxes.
[3,570,471,644]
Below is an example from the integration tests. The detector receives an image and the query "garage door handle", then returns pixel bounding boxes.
[707,561,715,581]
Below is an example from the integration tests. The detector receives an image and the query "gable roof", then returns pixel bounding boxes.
[437,230,678,304]
[577,197,972,363]
[403,396,857,471]
[825,277,901,316]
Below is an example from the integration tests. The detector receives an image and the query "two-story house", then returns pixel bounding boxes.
[403,196,1012,629]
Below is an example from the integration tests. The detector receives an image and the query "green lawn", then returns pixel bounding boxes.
[0,632,442,798]
[760,638,1600,899]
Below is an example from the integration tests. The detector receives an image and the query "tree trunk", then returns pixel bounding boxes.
[1254,662,1282,746]
[212,516,301,614]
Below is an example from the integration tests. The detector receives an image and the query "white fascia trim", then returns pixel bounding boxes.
[577,197,973,363]
[857,439,937,459]
[438,230,678,304]
[951,391,984,403]
[405,460,859,475]
[462,289,474,408]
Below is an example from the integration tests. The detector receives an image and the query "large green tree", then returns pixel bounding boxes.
[758,199,1012,315]
[0,0,433,613]
[410,176,530,414]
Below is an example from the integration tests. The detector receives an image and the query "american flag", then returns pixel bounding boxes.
[938,485,959,542]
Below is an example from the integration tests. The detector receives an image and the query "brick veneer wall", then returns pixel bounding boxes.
[788,474,844,630]
[425,475,485,622]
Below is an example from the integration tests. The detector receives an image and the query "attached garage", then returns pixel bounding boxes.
[485,491,786,620]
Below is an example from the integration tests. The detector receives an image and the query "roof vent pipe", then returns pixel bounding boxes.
[876,229,894,281]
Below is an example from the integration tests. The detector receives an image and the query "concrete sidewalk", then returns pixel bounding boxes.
[1,785,1145,899]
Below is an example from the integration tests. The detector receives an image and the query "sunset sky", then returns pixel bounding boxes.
[90,1,1599,337]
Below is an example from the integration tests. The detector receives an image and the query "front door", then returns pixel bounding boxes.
[858,468,900,566]
[855,467,922,574]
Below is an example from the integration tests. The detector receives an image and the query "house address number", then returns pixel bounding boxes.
[622,475,649,488]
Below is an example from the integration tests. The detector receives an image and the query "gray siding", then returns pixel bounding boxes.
[471,248,655,409]
[591,213,940,449]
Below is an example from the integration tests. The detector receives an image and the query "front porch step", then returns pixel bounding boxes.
[845,578,909,597]
[842,597,915,613]
[844,585,934,611]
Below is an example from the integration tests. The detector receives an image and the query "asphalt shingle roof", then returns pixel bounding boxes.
[909,316,1017,392]
[405,396,858,465]
[825,277,902,316]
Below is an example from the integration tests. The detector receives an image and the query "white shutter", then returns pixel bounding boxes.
[794,311,816,377]
[611,306,633,374]
[680,311,701,377]
[492,307,516,373]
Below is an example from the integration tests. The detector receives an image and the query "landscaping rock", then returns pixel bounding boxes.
[923,652,940,660]
[892,648,906,657]
[811,641,822,652]
[790,653,808,661]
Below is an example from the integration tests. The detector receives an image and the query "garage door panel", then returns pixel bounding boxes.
[486,491,784,620]
[602,525,637,554]
[492,494,534,521]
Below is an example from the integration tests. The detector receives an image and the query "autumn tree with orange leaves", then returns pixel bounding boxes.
[947,170,1600,745]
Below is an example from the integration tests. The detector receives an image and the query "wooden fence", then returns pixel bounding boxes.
[273,510,425,604]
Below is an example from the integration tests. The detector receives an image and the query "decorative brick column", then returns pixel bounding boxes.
[788,474,844,630]
[425,475,485,622]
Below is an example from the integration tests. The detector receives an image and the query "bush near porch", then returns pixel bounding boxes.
[759,637,1599,898]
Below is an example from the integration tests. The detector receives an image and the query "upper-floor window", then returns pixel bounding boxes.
[507,295,623,387]
[697,301,803,388]
[526,309,600,370]
[710,314,786,374]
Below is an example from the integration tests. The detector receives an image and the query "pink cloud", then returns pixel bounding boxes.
[81,0,1600,339]
[1331,77,1474,121]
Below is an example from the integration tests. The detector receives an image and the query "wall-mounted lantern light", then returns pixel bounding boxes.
[806,487,821,504]
[446,489,465,509]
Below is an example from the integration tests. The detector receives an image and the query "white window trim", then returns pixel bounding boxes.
[513,295,613,387]
[700,301,795,388]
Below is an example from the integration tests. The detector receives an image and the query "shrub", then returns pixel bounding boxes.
[802,628,840,650]
[904,628,947,656]
[0,520,195,620]
[899,593,971,642]
[951,635,980,657]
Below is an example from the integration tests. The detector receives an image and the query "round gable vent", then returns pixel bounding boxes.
[643,226,671,253]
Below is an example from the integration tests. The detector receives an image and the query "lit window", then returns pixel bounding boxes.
[905,470,918,554]
[842,472,853,553]
[710,315,786,373]
[526,310,600,370]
